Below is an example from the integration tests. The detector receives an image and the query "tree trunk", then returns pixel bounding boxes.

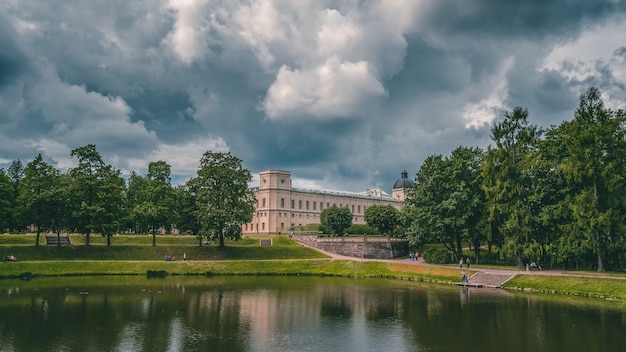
[596,243,605,272]
[86,231,90,246]
[219,227,225,247]
[152,228,156,247]
[473,239,480,264]
[107,234,111,246]
[57,230,61,248]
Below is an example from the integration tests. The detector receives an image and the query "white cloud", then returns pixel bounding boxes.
[543,19,626,70]
[163,0,212,65]
[263,56,385,119]
[461,58,514,128]
[125,137,229,179]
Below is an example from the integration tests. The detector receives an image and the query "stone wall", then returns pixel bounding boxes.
[292,234,409,259]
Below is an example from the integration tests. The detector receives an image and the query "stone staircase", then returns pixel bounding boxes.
[467,272,515,288]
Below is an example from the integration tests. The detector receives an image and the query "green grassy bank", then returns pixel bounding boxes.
[2,234,626,301]
[0,260,463,284]
[503,274,626,300]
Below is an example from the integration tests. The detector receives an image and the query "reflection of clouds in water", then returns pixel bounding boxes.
[140,297,150,317]
[114,322,144,352]
[167,315,184,352]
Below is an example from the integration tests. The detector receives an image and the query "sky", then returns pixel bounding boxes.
[1,0,625,194]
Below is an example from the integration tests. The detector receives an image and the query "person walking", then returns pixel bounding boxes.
[459,258,463,269]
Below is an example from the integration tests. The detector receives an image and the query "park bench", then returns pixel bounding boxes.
[45,235,72,246]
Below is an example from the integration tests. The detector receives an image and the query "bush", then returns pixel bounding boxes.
[314,224,331,235]
[346,224,378,235]
[422,248,453,264]
[392,226,406,238]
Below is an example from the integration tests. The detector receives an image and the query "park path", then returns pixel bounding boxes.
[297,242,626,288]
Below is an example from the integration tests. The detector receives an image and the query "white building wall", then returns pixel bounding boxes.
[243,170,406,234]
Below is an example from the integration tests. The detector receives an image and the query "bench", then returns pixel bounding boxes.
[45,235,72,246]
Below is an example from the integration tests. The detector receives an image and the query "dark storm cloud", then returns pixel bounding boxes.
[1,0,625,192]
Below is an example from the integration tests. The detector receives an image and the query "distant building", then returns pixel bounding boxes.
[243,169,414,234]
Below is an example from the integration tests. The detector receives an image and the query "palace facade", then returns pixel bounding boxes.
[243,169,414,234]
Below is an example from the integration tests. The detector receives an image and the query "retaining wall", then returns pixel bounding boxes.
[292,234,409,259]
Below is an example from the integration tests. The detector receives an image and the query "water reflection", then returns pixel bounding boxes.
[0,276,624,352]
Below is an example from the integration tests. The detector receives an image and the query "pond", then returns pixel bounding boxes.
[0,276,625,352]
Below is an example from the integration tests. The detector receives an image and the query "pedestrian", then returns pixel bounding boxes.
[459,258,463,269]
[466,258,470,268]
[461,270,467,283]
[183,252,187,261]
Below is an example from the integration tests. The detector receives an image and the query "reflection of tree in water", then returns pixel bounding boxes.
[320,293,353,319]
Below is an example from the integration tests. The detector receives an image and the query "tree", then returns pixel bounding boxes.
[481,107,542,264]
[69,145,106,245]
[174,184,202,239]
[192,151,255,247]
[135,161,177,246]
[92,165,126,246]
[364,204,399,236]
[560,87,626,272]
[404,147,485,260]
[0,170,12,232]
[17,155,62,246]
[6,160,23,232]
[126,171,149,233]
[320,205,352,236]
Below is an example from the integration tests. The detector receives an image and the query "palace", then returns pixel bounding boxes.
[243,169,414,234]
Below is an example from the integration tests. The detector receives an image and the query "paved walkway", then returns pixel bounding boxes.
[296,241,626,288]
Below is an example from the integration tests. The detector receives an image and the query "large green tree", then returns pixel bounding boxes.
[191,151,255,247]
[6,160,23,232]
[481,107,542,264]
[17,155,62,246]
[92,165,126,246]
[0,170,12,233]
[364,204,400,236]
[174,184,202,239]
[134,161,177,246]
[320,204,352,236]
[69,145,105,245]
[560,87,626,272]
[404,146,485,260]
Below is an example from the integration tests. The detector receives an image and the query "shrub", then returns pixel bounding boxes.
[346,224,378,235]
[422,248,453,264]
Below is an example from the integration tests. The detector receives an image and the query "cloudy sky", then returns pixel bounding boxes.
[1,0,625,193]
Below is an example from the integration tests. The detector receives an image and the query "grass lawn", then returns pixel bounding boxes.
[503,274,626,300]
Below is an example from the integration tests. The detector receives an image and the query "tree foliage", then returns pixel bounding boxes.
[0,170,12,232]
[17,155,62,246]
[364,204,400,235]
[559,87,626,272]
[481,107,542,264]
[320,205,352,236]
[404,146,484,260]
[136,161,177,246]
[191,151,255,247]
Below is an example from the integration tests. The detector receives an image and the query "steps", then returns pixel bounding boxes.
[466,272,514,288]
